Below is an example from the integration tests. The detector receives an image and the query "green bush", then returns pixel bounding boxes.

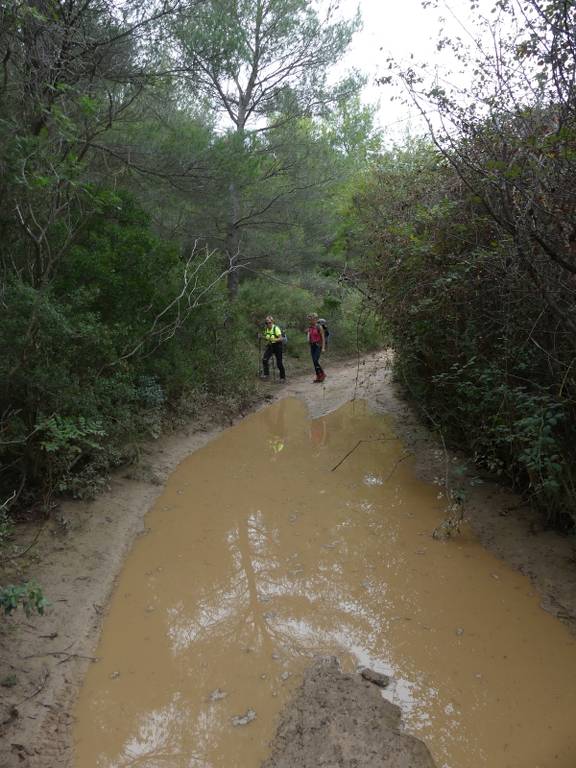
[0,193,256,505]
[0,583,47,617]
[237,276,384,363]
[350,142,576,528]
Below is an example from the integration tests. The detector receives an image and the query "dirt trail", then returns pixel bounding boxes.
[1,351,575,767]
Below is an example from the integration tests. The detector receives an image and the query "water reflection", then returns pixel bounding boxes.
[264,400,286,457]
[74,399,576,768]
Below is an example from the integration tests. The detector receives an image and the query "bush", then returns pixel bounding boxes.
[0,193,256,506]
[237,276,384,362]
[0,583,47,617]
[350,142,576,529]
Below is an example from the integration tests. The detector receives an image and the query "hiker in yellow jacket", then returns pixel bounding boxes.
[261,315,286,381]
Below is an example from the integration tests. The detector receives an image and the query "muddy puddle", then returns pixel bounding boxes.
[73,398,576,768]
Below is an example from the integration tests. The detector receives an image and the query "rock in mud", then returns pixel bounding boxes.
[231,708,257,726]
[261,658,436,768]
[209,688,227,702]
[360,667,390,688]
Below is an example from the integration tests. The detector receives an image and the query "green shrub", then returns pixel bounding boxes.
[237,276,384,362]
[0,193,256,506]
[350,142,576,528]
[0,583,47,617]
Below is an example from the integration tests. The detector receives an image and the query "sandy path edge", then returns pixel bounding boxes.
[1,351,575,768]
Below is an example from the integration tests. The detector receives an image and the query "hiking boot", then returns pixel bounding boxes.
[313,375,322,383]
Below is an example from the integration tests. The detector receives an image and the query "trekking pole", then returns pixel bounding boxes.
[272,355,277,382]
[258,335,262,377]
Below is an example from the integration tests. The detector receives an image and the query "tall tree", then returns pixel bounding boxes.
[173,0,361,295]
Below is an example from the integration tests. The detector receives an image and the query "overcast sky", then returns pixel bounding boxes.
[328,0,497,139]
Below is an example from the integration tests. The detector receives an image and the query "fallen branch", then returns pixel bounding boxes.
[15,669,49,706]
[330,437,396,472]
[0,521,48,564]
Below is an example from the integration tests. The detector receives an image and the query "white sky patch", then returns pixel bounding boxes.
[321,0,504,140]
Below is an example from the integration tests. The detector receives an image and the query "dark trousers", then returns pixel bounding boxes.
[263,342,285,378]
[310,343,324,375]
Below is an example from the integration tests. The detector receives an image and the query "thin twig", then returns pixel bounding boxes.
[15,669,50,706]
[1,521,48,564]
[381,450,412,483]
[330,437,395,472]
[352,303,368,403]
[23,642,74,659]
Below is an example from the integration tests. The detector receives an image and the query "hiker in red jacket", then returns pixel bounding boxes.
[307,313,326,383]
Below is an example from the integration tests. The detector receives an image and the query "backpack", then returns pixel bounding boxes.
[318,319,329,345]
[279,326,288,347]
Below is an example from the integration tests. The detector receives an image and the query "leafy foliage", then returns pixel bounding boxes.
[0,583,47,617]
[351,138,576,528]
[0,193,255,504]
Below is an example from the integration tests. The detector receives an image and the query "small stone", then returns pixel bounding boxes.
[271,652,280,660]
[209,688,227,701]
[231,709,256,726]
[360,668,390,688]
[455,627,465,636]
[260,673,267,680]
[109,671,120,680]
[280,671,291,681]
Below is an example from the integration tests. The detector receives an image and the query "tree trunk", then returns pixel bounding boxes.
[226,178,241,299]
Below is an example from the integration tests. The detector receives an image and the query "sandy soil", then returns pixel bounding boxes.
[1,351,575,767]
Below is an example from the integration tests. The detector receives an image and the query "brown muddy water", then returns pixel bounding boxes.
[73,398,576,768]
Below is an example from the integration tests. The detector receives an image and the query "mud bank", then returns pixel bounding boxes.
[262,658,436,768]
[1,351,576,768]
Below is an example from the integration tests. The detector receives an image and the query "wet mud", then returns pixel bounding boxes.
[73,398,576,768]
